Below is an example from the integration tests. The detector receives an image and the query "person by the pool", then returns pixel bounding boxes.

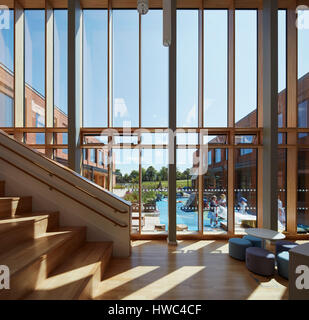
[209,195,218,227]
[238,197,248,214]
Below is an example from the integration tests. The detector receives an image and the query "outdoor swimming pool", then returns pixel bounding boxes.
[156,197,226,231]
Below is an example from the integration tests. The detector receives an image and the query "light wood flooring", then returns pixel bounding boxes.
[93,240,308,300]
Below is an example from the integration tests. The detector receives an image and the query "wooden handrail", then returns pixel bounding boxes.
[0,129,130,210]
[0,156,128,228]
[0,141,129,214]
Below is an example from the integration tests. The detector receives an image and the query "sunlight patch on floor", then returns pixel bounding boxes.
[122,266,205,300]
[93,266,160,299]
[35,263,98,290]
[247,278,287,300]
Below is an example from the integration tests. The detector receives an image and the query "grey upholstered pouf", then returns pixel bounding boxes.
[277,251,289,279]
[275,240,299,256]
[246,247,275,276]
[243,235,262,248]
[229,238,252,261]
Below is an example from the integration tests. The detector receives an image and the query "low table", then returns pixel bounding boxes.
[245,228,286,248]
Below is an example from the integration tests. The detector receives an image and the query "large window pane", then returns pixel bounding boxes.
[141,10,168,127]
[25,10,45,127]
[297,9,309,128]
[235,10,257,128]
[113,10,139,128]
[112,148,140,233]
[234,148,257,234]
[0,9,14,127]
[54,10,68,128]
[203,148,228,234]
[204,10,228,127]
[82,148,108,188]
[278,149,287,232]
[278,10,286,128]
[176,148,199,232]
[177,10,198,128]
[297,150,309,234]
[142,149,168,233]
[83,10,108,127]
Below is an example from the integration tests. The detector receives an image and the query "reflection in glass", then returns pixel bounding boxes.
[234,148,257,234]
[83,10,108,127]
[113,10,139,127]
[204,10,228,127]
[278,10,286,128]
[0,9,14,127]
[278,149,287,231]
[297,150,309,234]
[82,148,109,188]
[141,10,168,127]
[203,149,228,234]
[53,149,68,167]
[297,9,309,129]
[177,10,198,127]
[235,10,257,128]
[54,10,68,127]
[25,10,45,127]
[235,135,257,145]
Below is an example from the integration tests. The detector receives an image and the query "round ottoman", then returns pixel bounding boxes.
[243,235,262,248]
[277,251,289,279]
[229,238,252,261]
[275,240,299,256]
[246,247,275,276]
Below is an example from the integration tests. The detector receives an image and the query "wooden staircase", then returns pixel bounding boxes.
[0,180,113,300]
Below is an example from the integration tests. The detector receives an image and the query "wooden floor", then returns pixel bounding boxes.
[94,240,308,300]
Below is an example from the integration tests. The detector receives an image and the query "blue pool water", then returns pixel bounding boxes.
[156,197,206,231]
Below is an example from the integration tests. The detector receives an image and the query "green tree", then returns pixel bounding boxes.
[123,173,130,183]
[129,170,139,183]
[145,166,157,182]
[182,168,191,180]
[141,168,146,182]
[176,168,183,180]
[115,169,123,183]
[159,166,168,181]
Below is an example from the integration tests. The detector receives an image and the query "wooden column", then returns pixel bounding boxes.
[168,0,177,245]
[262,0,278,230]
[198,1,204,233]
[257,7,264,227]
[286,1,297,234]
[45,0,54,158]
[68,0,82,173]
[227,2,235,235]
[14,0,24,136]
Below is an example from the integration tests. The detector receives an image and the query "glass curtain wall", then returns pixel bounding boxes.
[0,9,14,127]
[297,8,309,233]
[6,5,306,238]
[235,10,257,128]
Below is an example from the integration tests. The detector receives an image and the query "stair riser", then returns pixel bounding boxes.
[0,197,32,218]
[0,228,86,300]
[79,245,113,300]
[0,214,59,254]
[0,182,4,197]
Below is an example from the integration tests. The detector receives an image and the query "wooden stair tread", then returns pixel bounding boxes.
[0,196,32,217]
[0,227,86,276]
[25,242,113,300]
[0,212,58,234]
[0,196,32,200]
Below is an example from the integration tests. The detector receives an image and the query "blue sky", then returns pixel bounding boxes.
[1,8,309,174]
